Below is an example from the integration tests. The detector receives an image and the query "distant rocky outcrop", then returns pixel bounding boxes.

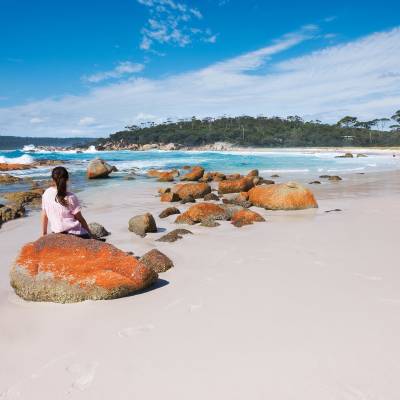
[335,153,353,158]
[87,158,117,179]
[10,234,157,303]
[248,182,318,210]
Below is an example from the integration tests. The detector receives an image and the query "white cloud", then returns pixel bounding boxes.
[78,116,96,126]
[29,117,44,124]
[137,0,215,50]
[1,27,400,137]
[83,61,144,83]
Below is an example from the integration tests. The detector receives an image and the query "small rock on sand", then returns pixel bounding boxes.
[159,207,180,219]
[140,249,174,273]
[157,229,193,243]
[89,222,110,238]
[128,213,157,237]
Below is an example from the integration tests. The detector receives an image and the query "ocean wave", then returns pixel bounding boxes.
[0,154,34,164]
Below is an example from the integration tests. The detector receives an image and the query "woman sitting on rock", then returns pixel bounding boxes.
[41,166,92,238]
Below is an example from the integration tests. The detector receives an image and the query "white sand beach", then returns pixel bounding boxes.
[1,171,400,399]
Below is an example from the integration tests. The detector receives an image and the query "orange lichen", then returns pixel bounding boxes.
[172,182,211,199]
[218,177,254,194]
[0,163,33,171]
[231,209,265,227]
[248,182,318,210]
[180,166,204,181]
[147,169,179,181]
[15,234,156,290]
[175,202,226,224]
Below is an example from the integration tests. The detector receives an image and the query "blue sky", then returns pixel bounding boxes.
[1,0,400,137]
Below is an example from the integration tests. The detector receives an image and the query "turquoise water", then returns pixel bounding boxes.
[1,147,399,193]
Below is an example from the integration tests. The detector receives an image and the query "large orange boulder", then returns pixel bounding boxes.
[248,182,318,210]
[175,203,227,225]
[0,163,32,171]
[218,177,254,194]
[172,182,211,199]
[231,209,265,227]
[180,166,204,181]
[10,234,158,303]
[87,158,117,179]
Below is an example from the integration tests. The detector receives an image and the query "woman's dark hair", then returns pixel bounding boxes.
[51,166,69,207]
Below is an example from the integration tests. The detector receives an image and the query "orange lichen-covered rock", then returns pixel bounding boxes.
[148,169,179,181]
[172,182,211,199]
[225,173,242,181]
[248,182,318,210]
[0,163,33,171]
[231,209,265,227]
[180,166,204,181]
[10,234,158,303]
[160,192,180,202]
[175,203,227,225]
[200,172,226,182]
[218,177,254,194]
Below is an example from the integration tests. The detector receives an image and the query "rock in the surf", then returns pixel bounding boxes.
[180,166,204,181]
[0,174,23,184]
[87,158,117,179]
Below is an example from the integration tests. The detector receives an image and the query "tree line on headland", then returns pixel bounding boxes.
[96,110,400,148]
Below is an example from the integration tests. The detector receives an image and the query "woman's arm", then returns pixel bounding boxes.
[73,212,92,237]
[41,211,48,236]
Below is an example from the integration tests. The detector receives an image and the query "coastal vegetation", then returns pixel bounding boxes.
[96,111,400,148]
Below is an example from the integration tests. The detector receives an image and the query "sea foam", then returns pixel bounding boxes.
[0,154,35,164]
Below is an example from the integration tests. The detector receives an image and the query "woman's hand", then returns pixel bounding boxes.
[73,212,93,237]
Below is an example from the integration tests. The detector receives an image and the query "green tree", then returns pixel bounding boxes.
[337,116,358,128]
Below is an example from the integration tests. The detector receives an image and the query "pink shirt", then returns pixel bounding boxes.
[42,187,87,235]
